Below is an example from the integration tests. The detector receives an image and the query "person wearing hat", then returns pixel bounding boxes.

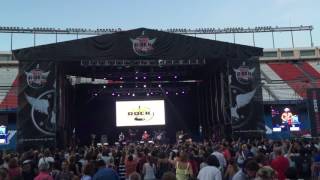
[22,160,35,180]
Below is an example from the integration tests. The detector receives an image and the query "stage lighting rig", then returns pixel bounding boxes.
[80,59,206,67]
[0,25,312,35]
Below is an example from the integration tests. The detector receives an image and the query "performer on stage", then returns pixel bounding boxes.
[156,130,165,143]
[119,132,125,142]
[142,131,150,141]
[281,107,293,126]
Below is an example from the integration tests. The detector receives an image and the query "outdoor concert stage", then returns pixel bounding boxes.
[13,28,263,150]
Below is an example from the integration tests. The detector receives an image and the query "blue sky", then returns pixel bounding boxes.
[0,0,319,50]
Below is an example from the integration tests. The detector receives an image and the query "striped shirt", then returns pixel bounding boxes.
[118,164,126,180]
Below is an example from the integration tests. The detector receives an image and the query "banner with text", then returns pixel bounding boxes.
[17,61,57,150]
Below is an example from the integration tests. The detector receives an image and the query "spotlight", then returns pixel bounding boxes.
[112,93,115,96]
[158,84,162,87]
[103,78,106,80]
[165,91,169,95]
[176,92,179,95]
[143,84,147,88]
[147,93,150,96]
[143,76,147,80]
[117,94,120,97]
[120,77,123,80]
[182,91,185,94]
[135,77,138,80]
[132,93,135,97]
[150,92,154,95]
[103,85,106,89]
[135,85,138,88]
[120,85,123,88]
[174,75,178,79]
[158,76,161,79]
[127,92,130,95]
[94,93,98,96]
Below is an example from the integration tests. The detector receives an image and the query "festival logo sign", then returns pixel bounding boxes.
[127,105,155,121]
[24,90,56,136]
[130,31,156,56]
[25,64,50,89]
[233,62,255,84]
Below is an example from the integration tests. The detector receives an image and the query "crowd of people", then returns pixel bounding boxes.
[0,137,319,180]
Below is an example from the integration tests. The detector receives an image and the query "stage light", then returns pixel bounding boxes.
[150,92,154,95]
[120,85,123,88]
[94,93,98,96]
[182,91,185,94]
[158,76,161,79]
[120,77,123,80]
[103,78,106,80]
[127,92,130,95]
[158,84,162,87]
[135,85,138,88]
[135,77,138,80]
[143,84,147,88]
[165,91,169,95]
[103,85,106,89]
[174,75,178,79]
[143,76,147,80]
[147,93,150,96]
[132,93,135,97]
[176,92,179,95]
[112,93,115,96]
[117,94,120,97]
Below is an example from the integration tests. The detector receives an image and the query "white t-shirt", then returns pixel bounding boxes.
[212,151,226,169]
[143,163,156,180]
[197,166,222,180]
[38,156,54,167]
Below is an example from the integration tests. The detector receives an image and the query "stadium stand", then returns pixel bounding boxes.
[260,47,320,101]
[0,59,18,111]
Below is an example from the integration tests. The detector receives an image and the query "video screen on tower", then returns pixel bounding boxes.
[116,100,165,127]
[271,105,301,132]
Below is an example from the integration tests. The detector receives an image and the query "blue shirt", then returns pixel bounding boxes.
[93,167,120,180]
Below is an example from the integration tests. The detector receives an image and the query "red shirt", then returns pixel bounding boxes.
[34,172,54,180]
[271,156,289,180]
[125,160,138,177]
[223,149,231,161]
[8,167,21,180]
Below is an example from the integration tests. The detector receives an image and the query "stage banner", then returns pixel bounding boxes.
[307,88,320,137]
[17,61,57,150]
[229,58,264,135]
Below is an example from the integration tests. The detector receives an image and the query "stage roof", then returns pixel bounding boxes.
[13,28,262,62]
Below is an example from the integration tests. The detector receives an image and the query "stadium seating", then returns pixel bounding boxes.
[0,67,18,110]
[260,63,302,101]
